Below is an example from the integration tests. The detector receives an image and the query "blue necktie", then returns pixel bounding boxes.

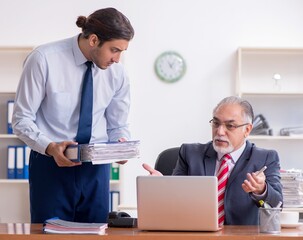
[75,61,93,144]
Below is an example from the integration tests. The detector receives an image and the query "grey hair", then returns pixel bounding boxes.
[213,96,254,123]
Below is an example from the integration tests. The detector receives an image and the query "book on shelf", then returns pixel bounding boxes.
[15,146,24,179]
[111,163,120,180]
[43,217,107,235]
[7,146,16,179]
[24,145,30,179]
[7,100,14,134]
[280,126,303,136]
[109,191,120,212]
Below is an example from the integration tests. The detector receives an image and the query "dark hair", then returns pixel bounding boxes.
[213,96,254,123]
[76,8,134,46]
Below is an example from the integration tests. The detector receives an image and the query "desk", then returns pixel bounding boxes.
[0,224,302,240]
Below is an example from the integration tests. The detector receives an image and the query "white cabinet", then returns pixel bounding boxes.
[0,180,30,223]
[0,47,32,223]
[0,47,33,180]
[237,47,303,170]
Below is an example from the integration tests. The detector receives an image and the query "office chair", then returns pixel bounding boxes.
[154,147,180,175]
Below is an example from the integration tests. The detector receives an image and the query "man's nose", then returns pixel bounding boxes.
[217,124,227,135]
[113,53,121,63]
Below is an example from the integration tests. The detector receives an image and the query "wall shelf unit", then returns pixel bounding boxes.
[0,47,33,180]
[237,47,303,170]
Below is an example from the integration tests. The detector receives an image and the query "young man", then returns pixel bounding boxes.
[12,8,134,223]
[143,96,283,225]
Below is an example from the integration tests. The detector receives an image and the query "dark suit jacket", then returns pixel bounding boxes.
[172,140,283,225]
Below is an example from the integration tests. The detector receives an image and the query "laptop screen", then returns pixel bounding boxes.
[136,176,220,231]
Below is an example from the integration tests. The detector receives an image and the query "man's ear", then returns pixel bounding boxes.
[88,34,99,47]
[245,123,253,137]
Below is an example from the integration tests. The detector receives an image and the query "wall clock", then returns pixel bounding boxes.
[154,51,186,83]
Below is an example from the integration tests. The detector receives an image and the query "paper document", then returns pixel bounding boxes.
[64,140,140,164]
[43,218,107,235]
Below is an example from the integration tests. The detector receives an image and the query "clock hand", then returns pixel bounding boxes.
[168,61,175,69]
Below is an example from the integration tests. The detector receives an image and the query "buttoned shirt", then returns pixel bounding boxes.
[12,35,131,154]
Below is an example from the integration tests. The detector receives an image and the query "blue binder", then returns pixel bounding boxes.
[7,146,16,179]
[109,191,120,212]
[7,100,14,134]
[15,146,24,179]
[24,145,31,179]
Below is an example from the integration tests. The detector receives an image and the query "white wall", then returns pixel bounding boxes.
[1,0,303,209]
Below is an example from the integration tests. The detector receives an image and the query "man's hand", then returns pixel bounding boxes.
[242,171,266,195]
[116,137,128,165]
[142,163,163,176]
[46,141,82,167]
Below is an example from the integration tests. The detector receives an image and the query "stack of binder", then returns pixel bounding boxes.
[251,114,273,136]
[7,145,30,179]
[280,169,303,208]
[280,126,303,136]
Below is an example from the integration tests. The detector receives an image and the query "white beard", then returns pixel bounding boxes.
[213,140,234,155]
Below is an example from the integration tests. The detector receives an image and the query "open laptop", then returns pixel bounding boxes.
[136,176,220,231]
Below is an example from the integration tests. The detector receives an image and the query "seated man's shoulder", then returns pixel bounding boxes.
[180,142,212,152]
[251,143,278,157]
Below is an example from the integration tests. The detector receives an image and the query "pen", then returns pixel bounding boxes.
[256,166,267,176]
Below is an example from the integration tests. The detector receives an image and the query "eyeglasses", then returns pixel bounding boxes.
[209,119,249,131]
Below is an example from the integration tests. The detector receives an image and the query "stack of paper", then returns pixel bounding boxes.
[280,169,303,208]
[64,140,140,164]
[82,140,140,164]
[43,218,107,235]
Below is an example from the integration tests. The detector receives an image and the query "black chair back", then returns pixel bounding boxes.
[154,147,180,175]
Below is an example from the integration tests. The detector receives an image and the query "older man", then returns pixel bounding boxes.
[143,96,283,225]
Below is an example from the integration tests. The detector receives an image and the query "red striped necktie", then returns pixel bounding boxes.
[217,154,231,226]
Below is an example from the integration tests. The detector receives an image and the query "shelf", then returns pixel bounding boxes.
[110,180,120,185]
[283,208,303,213]
[240,92,303,96]
[0,134,18,138]
[249,135,303,140]
[237,47,303,95]
[0,179,28,184]
[237,47,303,171]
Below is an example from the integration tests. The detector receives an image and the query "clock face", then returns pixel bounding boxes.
[154,51,186,83]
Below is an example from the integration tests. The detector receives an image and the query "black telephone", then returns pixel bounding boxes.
[107,211,137,228]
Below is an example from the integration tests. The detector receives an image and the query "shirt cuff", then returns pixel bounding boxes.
[251,182,268,200]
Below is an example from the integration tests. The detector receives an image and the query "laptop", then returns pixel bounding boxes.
[136,176,220,231]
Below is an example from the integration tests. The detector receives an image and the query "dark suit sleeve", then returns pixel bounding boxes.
[172,143,214,176]
[250,148,283,207]
[251,148,283,208]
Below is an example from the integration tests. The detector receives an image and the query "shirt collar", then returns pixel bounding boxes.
[217,141,247,164]
[72,34,89,66]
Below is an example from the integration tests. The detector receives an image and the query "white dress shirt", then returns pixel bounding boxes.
[12,35,131,154]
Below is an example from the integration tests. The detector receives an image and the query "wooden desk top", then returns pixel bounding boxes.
[0,224,302,240]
